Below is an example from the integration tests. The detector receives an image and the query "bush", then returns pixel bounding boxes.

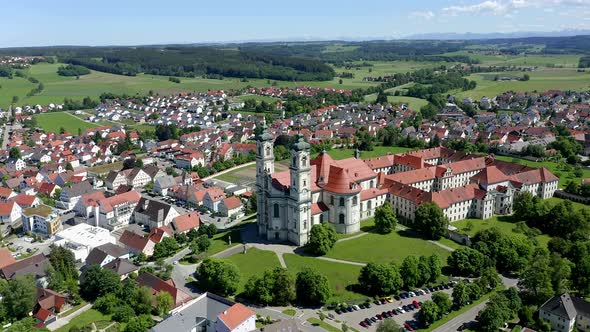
[113,305,135,323]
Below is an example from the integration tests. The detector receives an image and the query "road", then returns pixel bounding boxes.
[431,275,518,332]
[1,123,11,149]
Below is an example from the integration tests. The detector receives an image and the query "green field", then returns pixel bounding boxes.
[209,229,242,255]
[224,248,281,293]
[325,228,451,265]
[314,146,413,160]
[452,216,551,248]
[230,94,280,104]
[55,309,115,332]
[283,254,363,303]
[493,155,590,188]
[444,51,581,67]
[34,111,98,133]
[456,68,590,100]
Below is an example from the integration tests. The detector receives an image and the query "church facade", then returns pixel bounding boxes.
[256,130,559,246]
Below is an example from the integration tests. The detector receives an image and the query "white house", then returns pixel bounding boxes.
[0,201,21,224]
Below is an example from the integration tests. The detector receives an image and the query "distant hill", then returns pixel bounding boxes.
[405,30,590,40]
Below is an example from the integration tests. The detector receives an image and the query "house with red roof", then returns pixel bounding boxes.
[119,230,156,256]
[135,272,192,308]
[219,197,244,219]
[170,212,200,234]
[33,288,69,327]
[215,303,256,332]
[0,201,21,224]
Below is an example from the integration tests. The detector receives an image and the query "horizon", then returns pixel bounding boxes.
[2,0,590,48]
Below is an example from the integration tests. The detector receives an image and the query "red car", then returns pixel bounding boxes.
[360,321,368,328]
[412,300,421,308]
[404,323,414,331]
[376,314,383,320]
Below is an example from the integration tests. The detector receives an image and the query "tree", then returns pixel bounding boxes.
[8,147,21,160]
[2,276,36,320]
[358,262,402,296]
[48,245,79,294]
[401,256,421,288]
[65,162,74,171]
[194,234,211,253]
[245,267,295,306]
[478,268,501,292]
[447,247,486,277]
[93,293,120,314]
[6,317,50,332]
[153,237,179,259]
[374,204,397,234]
[123,315,154,332]
[155,291,173,317]
[375,318,401,332]
[376,90,388,104]
[113,305,135,323]
[432,292,452,315]
[296,267,331,306]
[414,203,448,240]
[428,254,442,283]
[516,248,552,302]
[418,300,440,327]
[307,223,337,255]
[452,281,471,308]
[196,258,240,296]
[80,265,121,301]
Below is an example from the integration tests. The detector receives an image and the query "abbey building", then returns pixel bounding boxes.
[256,128,559,246]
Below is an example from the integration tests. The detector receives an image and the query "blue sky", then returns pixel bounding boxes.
[2,0,590,47]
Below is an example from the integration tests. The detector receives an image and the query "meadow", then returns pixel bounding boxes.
[34,111,98,133]
[493,155,590,188]
[312,146,412,160]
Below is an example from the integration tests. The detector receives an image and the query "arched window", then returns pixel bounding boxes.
[302,156,308,167]
[265,146,271,157]
[330,196,334,205]
[371,180,375,188]
[368,200,372,210]
[352,196,358,206]
[273,204,279,218]
[292,156,297,167]
[339,213,345,224]
[258,146,261,154]
[319,214,324,223]
[339,197,345,207]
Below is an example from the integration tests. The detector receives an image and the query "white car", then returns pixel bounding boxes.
[397,307,405,313]
[408,292,416,297]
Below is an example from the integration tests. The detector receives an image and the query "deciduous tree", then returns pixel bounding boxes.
[307,223,337,256]
[374,204,397,234]
[414,203,448,240]
[196,258,240,296]
[296,267,331,306]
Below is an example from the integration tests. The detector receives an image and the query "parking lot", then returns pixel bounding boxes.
[4,233,55,259]
[330,282,457,331]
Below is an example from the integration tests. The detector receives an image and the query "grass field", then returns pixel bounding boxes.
[313,146,413,160]
[209,229,242,255]
[493,155,590,188]
[307,318,342,332]
[34,111,98,133]
[364,93,428,111]
[55,309,114,332]
[283,254,363,303]
[224,248,281,293]
[230,94,280,104]
[452,216,551,247]
[456,68,590,100]
[325,228,451,265]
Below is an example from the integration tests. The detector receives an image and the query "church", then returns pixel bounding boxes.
[256,127,559,246]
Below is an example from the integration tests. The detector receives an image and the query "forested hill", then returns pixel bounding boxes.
[0,46,335,81]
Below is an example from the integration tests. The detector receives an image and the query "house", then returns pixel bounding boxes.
[85,242,131,267]
[148,226,172,244]
[124,168,152,188]
[215,303,256,332]
[33,288,69,327]
[0,201,22,224]
[539,293,590,332]
[0,254,51,286]
[219,197,244,219]
[0,187,16,201]
[119,230,156,256]
[22,205,62,237]
[151,292,255,332]
[0,247,16,269]
[94,190,142,231]
[11,194,41,208]
[169,213,200,234]
[105,170,127,191]
[103,258,139,280]
[175,152,205,170]
[54,224,117,262]
[153,175,177,196]
[6,158,26,171]
[135,272,192,308]
[134,198,180,229]
[202,187,226,212]
[57,181,95,210]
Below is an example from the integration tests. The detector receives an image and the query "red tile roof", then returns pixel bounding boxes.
[222,196,242,210]
[135,272,192,308]
[0,247,16,269]
[99,190,141,213]
[148,226,172,243]
[0,201,16,216]
[323,165,362,194]
[311,202,329,215]
[171,213,200,233]
[119,230,152,252]
[217,303,255,330]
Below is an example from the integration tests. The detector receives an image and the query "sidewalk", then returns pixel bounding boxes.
[46,303,92,331]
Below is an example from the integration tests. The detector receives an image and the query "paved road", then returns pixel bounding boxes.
[1,123,11,149]
[46,303,92,331]
[431,275,518,332]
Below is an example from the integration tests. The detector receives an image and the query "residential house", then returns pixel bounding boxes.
[119,230,156,256]
[169,213,200,234]
[33,288,69,327]
[151,293,255,332]
[105,170,127,191]
[175,152,205,170]
[94,190,142,231]
[57,181,95,210]
[0,247,16,269]
[0,201,22,225]
[135,272,192,308]
[22,205,62,237]
[6,158,26,171]
[124,168,152,189]
[153,175,177,196]
[134,198,180,229]
[0,187,16,201]
[539,293,590,332]
[103,258,139,280]
[219,197,244,219]
[202,187,226,212]
[0,254,51,286]
[85,242,131,267]
[11,194,41,209]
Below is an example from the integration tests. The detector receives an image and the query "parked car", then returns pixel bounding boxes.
[374,300,381,305]
[404,323,414,331]
[335,309,342,314]
[360,321,367,328]
[408,292,416,297]
[353,305,360,311]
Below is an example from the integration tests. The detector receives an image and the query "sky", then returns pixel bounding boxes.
[2,0,590,47]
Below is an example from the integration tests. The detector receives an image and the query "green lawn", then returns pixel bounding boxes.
[282,309,297,316]
[314,146,412,160]
[231,94,280,104]
[209,229,242,255]
[493,155,590,188]
[213,164,255,183]
[325,228,451,265]
[55,309,112,332]
[452,216,551,247]
[364,93,428,111]
[283,254,363,303]
[87,162,124,176]
[34,111,98,133]
[308,318,342,332]
[223,248,281,293]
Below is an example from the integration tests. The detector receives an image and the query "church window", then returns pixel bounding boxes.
[339,197,345,207]
[273,204,279,218]
[353,196,358,206]
[265,146,271,157]
[368,200,372,210]
[330,196,334,205]
[293,156,297,167]
[339,213,345,224]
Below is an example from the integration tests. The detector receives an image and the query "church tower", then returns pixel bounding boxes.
[288,134,312,245]
[256,122,274,239]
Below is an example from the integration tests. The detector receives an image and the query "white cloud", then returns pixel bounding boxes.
[410,11,435,20]
[442,0,590,16]
[442,1,509,16]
